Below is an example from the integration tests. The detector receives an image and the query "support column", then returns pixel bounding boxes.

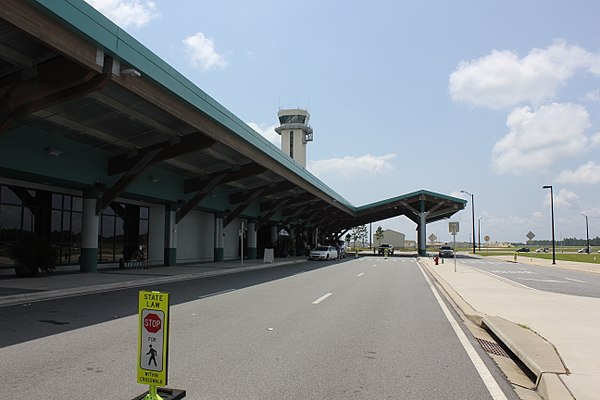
[164,203,177,266]
[214,212,224,262]
[247,219,257,259]
[81,188,99,273]
[418,198,427,256]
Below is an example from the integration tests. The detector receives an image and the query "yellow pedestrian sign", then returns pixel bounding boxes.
[137,291,170,389]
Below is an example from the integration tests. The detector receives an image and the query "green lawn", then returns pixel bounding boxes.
[475,248,600,264]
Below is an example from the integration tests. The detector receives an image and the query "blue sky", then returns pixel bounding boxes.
[85,0,600,244]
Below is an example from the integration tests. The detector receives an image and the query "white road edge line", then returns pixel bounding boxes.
[565,277,586,283]
[357,272,364,277]
[418,264,508,400]
[312,292,333,304]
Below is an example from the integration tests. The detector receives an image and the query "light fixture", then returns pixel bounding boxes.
[148,176,160,183]
[121,68,141,77]
[44,146,62,157]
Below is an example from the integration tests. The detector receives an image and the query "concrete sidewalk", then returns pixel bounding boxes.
[421,256,600,400]
[0,257,309,307]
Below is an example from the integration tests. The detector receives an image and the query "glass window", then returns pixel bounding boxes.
[72,196,82,212]
[1,186,22,205]
[140,207,149,219]
[0,204,22,230]
[22,207,34,232]
[63,195,72,211]
[52,194,63,209]
[51,210,62,242]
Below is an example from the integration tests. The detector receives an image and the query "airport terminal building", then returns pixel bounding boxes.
[0,0,466,274]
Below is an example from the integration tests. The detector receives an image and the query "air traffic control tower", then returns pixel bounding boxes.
[275,109,313,168]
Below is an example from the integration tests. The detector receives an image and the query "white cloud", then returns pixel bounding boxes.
[450,41,600,109]
[583,89,600,102]
[182,32,227,71]
[591,132,600,147]
[556,161,600,184]
[492,103,591,174]
[545,188,579,208]
[582,207,600,218]
[247,122,280,145]
[308,154,396,179]
[85,0,158,28]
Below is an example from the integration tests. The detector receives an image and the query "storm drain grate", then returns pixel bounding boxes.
[476,338,511,358]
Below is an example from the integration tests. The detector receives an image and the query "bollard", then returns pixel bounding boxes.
[514,252,517,263]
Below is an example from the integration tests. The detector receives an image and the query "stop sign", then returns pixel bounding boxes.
[144,313,162,333]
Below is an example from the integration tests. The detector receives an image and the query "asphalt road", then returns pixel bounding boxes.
[457,257,600,298]
[1,257,518,399]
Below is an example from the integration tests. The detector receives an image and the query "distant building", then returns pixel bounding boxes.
[373,229,406,249]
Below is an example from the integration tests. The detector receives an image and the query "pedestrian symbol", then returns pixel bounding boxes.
[147,344,158,367]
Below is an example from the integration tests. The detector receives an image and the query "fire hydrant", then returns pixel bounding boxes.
[434,256,439,265]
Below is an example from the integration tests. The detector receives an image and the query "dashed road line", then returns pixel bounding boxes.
[357,272,364,277]
[312,292,333,304]
[565,277,586,283]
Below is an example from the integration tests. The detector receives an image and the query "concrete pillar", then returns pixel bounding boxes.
[247,219,257,259]
[418,198,427,256]
[81,188,100,272]
[214,212,224,262]
[164,203,177,266]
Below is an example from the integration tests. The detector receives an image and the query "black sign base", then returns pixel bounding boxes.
[132,387,186,400]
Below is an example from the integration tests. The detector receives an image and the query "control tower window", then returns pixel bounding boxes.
[279,115,306,124]
[289,131,294,157]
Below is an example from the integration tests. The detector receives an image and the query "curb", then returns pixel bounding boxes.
[420,259,574,400]
[0,258,307,307]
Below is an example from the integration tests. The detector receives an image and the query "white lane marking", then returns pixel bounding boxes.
[312,292,333,304]
[465,265,538,291]
[357,273,364,277]
[565,277,586,283]
[516,278,566,283]
[418,264,508,400]
[372,264,377,268]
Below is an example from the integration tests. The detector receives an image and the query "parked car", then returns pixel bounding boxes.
[577,248,589,254]
[438,245,454,258]
[516,247,530,252]
[535,248,549,253]
[378,243,394,255]
[309,245,338,260]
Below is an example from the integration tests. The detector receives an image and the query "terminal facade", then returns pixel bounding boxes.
[0,0,466,274]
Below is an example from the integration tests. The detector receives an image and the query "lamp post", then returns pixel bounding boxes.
[478,217,482,251]
[542,185,556,264]
[460,190,475,254]
[581,213,590,254]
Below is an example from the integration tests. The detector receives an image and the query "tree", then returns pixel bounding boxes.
[375,226,384,247]
[352,225,368,248]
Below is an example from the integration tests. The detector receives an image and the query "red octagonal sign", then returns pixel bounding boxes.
[144,313,162,333]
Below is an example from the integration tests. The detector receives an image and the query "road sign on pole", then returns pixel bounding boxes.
[138,290,170,394]
[449,222,459,235]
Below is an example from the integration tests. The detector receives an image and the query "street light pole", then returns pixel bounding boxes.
[581,213,590,254]
[542,185,556,265]
[460,190,476,254]
[478,217,482,251]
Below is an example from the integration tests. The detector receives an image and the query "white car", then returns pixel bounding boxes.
[309,245,338,261]
[577,248,588,253]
